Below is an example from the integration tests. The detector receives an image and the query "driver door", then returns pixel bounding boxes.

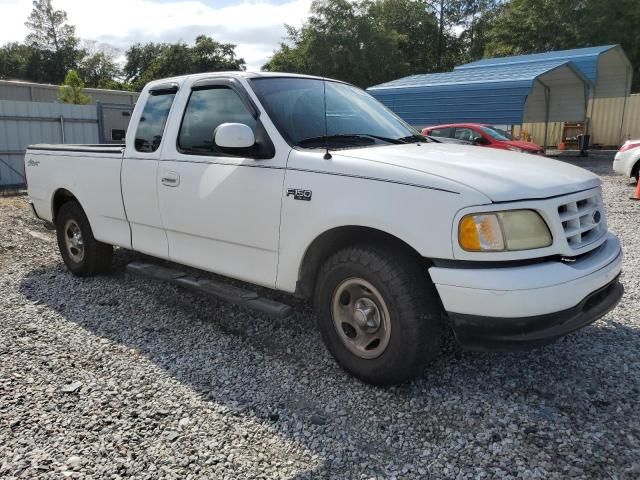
[157,78,286,288]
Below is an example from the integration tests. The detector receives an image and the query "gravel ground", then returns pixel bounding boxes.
[1,152,639,479]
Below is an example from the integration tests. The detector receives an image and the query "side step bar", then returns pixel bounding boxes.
[126,261,293,319]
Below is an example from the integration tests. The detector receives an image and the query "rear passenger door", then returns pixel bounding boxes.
[121,83,178,258]
[157,77,287,288]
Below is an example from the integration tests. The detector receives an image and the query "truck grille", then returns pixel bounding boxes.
[557,190,607,249]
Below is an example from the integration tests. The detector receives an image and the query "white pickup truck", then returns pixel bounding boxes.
[25,72,623,385]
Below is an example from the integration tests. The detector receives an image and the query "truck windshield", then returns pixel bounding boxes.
[250,77,426,148]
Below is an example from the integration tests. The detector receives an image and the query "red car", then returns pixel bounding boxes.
[422,123,544,154]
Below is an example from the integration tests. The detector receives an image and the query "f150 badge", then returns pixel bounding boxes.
[287,188,312,201]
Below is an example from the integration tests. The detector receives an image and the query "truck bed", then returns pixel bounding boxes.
[25,143,130,249]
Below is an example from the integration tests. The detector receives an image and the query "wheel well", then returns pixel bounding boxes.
[52,189,78,221]
[632,159,640,179]
[296,226,432,298]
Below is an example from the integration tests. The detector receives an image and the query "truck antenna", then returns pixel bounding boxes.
[322,77,332,160]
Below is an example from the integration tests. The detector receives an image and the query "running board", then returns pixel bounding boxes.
[126,261,293,319]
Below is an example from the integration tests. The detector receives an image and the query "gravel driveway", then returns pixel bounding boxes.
[1,153,639,479]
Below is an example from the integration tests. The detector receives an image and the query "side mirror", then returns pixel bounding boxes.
[214,123,255,149]
[473,136,489,146]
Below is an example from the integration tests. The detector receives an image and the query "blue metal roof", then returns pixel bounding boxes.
[455,45,620,84]
[368,61,589,126]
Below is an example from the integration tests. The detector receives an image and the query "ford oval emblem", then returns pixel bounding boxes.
[593,210,601,224]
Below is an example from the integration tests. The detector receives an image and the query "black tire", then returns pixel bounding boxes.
[314,245,442,386]
[55,201,113,276]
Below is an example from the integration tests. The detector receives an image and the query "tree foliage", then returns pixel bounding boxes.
[24,0,81,83]
[263,0,498,88]
[0,0,121,88]
[265,0,432,87]
[123,36,246,91]
[264,0,639,90]
[58,69,91,104]
[0,43,33,80]
[0,1,245,92]
[78,42,122,89]
[485,0,640,91]
[0,0,638,93]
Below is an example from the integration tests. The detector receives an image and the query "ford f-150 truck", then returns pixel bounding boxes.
[25,72,623,385]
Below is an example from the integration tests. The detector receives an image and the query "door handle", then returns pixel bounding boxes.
[161,172,180,187]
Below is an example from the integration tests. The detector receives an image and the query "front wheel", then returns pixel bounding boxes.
[55,201,113,276]
[314,245,442,385]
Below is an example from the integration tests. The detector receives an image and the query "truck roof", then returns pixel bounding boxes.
[144,71,344,90]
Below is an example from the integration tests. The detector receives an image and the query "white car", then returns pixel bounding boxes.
[613,140,640,183]
[25,72,623,385]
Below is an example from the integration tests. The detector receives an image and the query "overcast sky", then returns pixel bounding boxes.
[0,0,313,70]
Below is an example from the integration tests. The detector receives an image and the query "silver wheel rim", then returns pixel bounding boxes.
[63,219,84,263]
[331,278,391,359]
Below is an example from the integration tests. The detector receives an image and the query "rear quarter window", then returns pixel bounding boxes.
[134,92,176,153]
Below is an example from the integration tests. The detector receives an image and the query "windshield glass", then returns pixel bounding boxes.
[250,77,425,148]
[481,126,514,141]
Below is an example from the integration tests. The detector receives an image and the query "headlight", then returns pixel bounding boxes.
[459,210,552,251]
[506,146,524,152]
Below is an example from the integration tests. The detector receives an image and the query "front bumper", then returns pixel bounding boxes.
[448,276,622,350]
[612,152,626,176]
[429,234,623,350]
[612,151,636,177]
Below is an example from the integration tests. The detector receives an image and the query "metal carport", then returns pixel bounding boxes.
[455,45,633,143]
[368,61,591,149]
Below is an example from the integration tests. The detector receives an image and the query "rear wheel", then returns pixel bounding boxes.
[55,201,113,276]
[314,245,442,385]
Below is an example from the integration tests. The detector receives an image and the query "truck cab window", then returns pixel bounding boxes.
[178,87,257,155]
[134,92,176,153]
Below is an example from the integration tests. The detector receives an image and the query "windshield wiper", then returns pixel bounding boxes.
[399,134,429,143]
[296,134,406,147]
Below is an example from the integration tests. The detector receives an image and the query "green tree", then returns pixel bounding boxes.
[484,0,640,91]
[580,0,640,92]
[426,0,469,70]
[484,0,583,56]
[0,43,34,80]
[78,42,122,89]
[370,0,440,74]
[456,0,500,64]
[191,35,246,73]
[123,42,165,90]
[24,0,81,83]
[59,69,91,104]
[123,36,246,91]
[264,0,443,88]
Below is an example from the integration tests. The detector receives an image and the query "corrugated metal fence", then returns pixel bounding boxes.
[0,79,138,105]
[0,100,98,189]
[515,94,640,147]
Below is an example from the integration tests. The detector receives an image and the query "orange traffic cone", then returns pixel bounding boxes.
[631,179,640,201]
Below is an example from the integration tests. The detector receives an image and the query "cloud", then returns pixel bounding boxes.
[0,0,311,70]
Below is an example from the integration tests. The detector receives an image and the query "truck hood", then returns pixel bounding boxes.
[337,143,600,202]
